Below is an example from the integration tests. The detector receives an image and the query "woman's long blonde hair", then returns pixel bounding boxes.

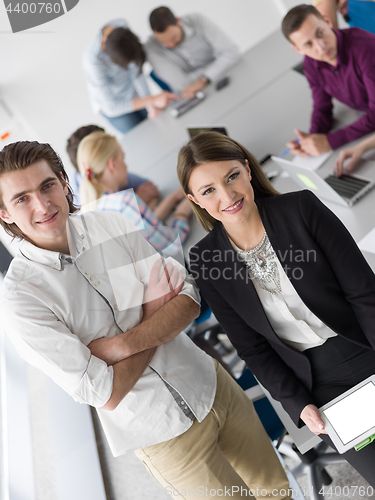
[77,131,119,208]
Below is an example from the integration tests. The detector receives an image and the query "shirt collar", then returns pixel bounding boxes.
[314,29,347,70]
[179,17,194,40]
[19,240,64,270]
[18,213,87,270]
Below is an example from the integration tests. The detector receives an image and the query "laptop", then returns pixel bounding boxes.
[271,156,375,207]
[187,125,228,140]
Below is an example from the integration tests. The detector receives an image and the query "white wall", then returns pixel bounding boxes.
[0,0,285,175]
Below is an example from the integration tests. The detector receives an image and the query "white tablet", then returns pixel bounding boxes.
[319,375,375,454]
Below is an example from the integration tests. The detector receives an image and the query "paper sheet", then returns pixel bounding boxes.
[292,150,333,171]
[358,227,375,254]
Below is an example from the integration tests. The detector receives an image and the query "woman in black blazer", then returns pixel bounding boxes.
[177,132,375,486]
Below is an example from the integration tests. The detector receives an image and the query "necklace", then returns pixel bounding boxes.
[227,230,282,295]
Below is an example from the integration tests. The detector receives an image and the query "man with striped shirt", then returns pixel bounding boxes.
[82,19,178,134]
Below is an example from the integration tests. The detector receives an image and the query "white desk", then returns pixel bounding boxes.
[269,146,375,272]
[120,30,303,173]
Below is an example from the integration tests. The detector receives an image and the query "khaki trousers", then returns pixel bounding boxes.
[135,361,291,499]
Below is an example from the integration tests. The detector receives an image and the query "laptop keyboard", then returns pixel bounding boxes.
[324,174,370,199]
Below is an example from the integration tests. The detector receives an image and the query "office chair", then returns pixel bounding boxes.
[149,71,172,92]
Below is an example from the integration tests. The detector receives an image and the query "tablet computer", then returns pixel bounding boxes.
[319,375,375,454]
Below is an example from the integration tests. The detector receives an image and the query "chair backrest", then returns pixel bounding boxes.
[237,368,284,442]
[149,70,172,92]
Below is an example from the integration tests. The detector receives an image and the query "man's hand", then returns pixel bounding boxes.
[300,404,328,435]
[182,77,208,99]
[338,0,349,17]
[88,336,122,366]
[135,181,160,206]
[143,258,184,320]
[287,129,331,157]
[334,144,364,177]
[146,91,180,118]
[296,129,331,156]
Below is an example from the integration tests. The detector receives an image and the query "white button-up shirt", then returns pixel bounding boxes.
[231,238,337,351]
[1,211,216,456]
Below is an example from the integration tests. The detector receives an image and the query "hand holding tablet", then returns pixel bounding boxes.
[319,375,375,454]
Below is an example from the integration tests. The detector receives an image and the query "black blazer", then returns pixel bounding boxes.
[190,190,375,425]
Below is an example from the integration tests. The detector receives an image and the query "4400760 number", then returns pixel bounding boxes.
[5,3,61,13]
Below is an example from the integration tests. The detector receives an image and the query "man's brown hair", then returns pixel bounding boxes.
[105,27,145,71]
[282,4,324,42]
[0,141,77,241]
[149,6,177,33]
[66,124,105,171]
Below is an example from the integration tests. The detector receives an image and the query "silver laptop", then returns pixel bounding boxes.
[272,156,375,207]
[187,125,228,140]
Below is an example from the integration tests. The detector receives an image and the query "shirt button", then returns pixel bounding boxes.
[94,281,100,287]
[113,304,118,311]
[163,372,167,378]
[85,271,90,275]
[180,401,184,405]
[90,276,96,281]
[54,263,60,270]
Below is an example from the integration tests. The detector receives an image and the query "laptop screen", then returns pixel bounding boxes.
[187,127,228,139]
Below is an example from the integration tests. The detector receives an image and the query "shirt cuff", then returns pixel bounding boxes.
[180,273,201,306]
[72,355,114,407]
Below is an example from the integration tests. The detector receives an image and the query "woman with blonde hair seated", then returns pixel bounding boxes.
[77,131,192,254]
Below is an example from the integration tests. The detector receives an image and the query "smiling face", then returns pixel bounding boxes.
[0,160,70,253]
[153,22,184,49]
[187,160,256,231]
[289,14,337,65]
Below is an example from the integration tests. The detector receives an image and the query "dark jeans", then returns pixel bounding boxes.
[305,336,375,487]
[100,109,147,134]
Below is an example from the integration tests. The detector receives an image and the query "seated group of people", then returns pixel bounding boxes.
[82,6,241,134]
[66,124,192,255]
[0,4,375,499]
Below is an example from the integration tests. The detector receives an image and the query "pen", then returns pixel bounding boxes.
[279,138,300,158]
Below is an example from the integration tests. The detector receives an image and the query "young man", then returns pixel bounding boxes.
[0,141,291,499]
[282,4,375,157]
[145,7,240,99]
[82,19,179,134]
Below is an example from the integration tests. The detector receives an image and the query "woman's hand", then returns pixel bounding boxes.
[334,144,364,177]
[300,404,328,435]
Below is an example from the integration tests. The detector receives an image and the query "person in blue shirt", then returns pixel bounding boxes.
[82,19,179,134]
